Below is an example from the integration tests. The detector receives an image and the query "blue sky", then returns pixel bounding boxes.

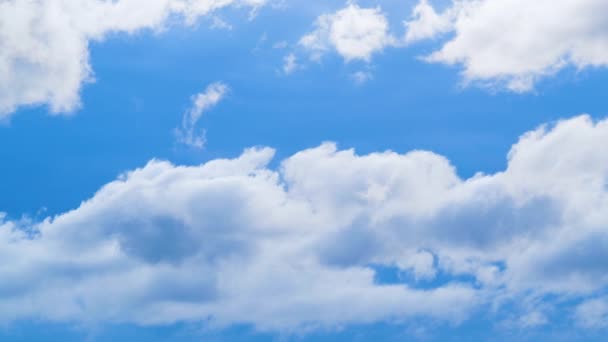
[2,0,608,341]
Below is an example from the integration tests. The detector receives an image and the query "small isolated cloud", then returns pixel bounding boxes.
[282,53,298,75]
[351,70,373,85]
[273,40,289,49]
[404,0,608,92]
[210,16,233,30]
[299,3,395,62]
[176,82,229,148]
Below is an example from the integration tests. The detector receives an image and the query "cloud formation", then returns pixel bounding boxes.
[299,3,395,62]
[0,0,265,118]
[576,298,608,329]
[1,115,608,331]
[282,53,298,75]
[176,81,229,148]
[405,0,608,91]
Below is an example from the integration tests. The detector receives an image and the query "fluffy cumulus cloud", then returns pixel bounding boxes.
[405,0,608,91]
[0,0,265,118]
[404,0,457,43]
[176,81,229,148]
[299,3,395,62]
[1,114,608,331]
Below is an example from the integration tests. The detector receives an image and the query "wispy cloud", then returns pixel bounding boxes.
[176,82,229,149]
[282,53,299,75]
[351,70,373,85]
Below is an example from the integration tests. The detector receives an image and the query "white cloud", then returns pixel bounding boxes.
[299,3,395,62]
[404,0,455,43]
[405,0,608,91]
[576,298,608,329]
[176,82,229,148]
[2,115,608,330]
[351,70,373,84]
[0,0,266,118]
[210,16,233,30]
[282,53,298,75]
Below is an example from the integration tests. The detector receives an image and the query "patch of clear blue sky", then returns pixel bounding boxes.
[2,317,607,341]
[1,1,608,340]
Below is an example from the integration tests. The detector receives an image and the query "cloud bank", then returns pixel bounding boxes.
[405,0,608,91]
[2,115,608,331]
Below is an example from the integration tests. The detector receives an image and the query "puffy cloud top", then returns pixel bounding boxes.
[405,0,608,91]
[300,4,395,62]
[1,115,608,330]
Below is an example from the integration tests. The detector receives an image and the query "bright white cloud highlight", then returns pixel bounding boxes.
[1,115,608,330]
[176,82,229,148]
[405,0,608,91]
[404,0,457,43]
[0,0,265,118]
[299,4,395,62]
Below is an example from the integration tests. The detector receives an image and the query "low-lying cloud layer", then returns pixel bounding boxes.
[1,114,608,331]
